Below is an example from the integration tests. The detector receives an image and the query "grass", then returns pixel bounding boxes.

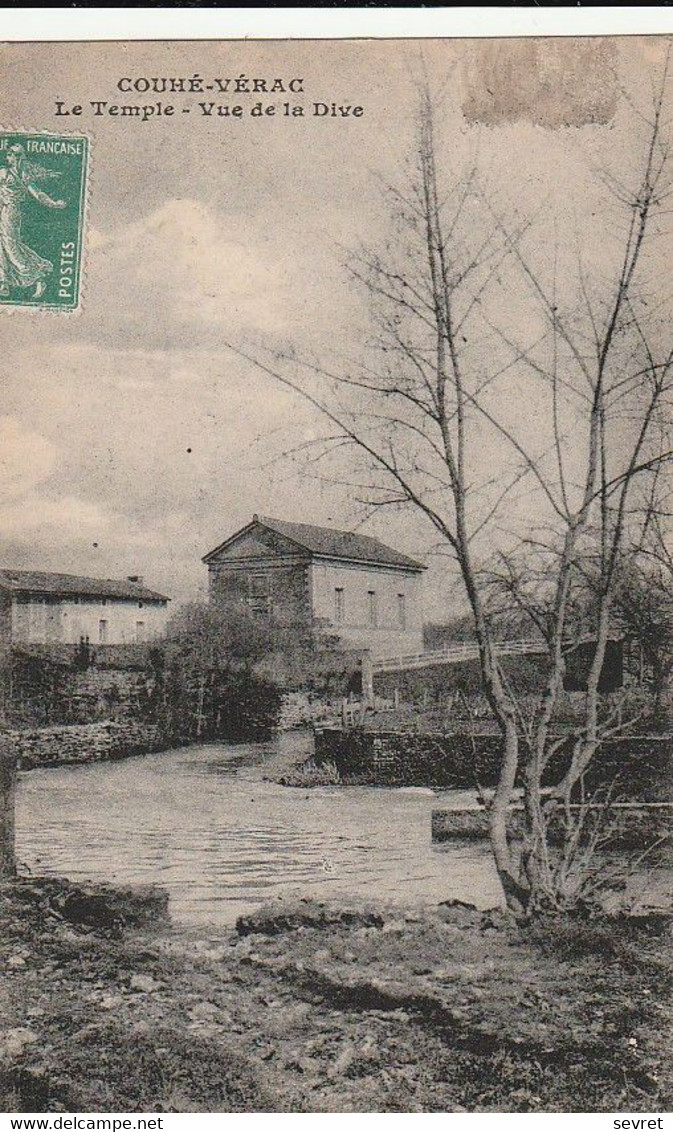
[278,759,343,787]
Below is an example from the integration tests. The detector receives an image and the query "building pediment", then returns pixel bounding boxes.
[203,522,310,565]
[203,515,425,572]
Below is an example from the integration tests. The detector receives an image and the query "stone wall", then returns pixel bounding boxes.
[9,651,159,728]
[313,727,672,799]
[431,803,673,852]
[9,720,165,771]
[313,727,500,787]
[0,739,16,876]
[310,559,424,658]
[210,560,313,627]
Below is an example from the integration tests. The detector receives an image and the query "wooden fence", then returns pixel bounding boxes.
[372,638,547,674]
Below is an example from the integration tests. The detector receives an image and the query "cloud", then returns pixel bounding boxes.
[0,417,57,500]
[0,339,328,600]
[0,493,109,541]
[1,339,315,513]
[83,199,294,349]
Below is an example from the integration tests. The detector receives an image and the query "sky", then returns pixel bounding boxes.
[0,36,668,616]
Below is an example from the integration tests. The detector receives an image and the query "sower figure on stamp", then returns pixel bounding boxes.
[0,143,65,299]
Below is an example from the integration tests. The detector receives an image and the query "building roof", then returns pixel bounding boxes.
[203,515,426,572]
[0,569,170,603]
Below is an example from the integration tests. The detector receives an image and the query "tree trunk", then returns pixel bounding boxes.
[489,719,529,917]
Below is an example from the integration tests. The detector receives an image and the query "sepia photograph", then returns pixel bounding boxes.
[0,22,671,1117]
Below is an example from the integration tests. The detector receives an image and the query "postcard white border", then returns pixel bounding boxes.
[1,7,673,42]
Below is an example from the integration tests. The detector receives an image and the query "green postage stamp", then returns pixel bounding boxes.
[0,131,89,311]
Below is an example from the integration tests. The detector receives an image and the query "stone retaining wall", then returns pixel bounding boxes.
[313,727,672,799]
[10,690,321,770]
[313,728,508,788]
[10,720,165,771]
[431,803,673,851]
[10,650,159,728]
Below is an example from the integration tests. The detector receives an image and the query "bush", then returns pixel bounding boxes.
[278,759,342,787]
[149,603,279,742]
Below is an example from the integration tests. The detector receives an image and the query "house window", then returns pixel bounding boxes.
[334,587,345,624]
[135,621,145,642]
[367,590,378,627]
[98,619,108,644]
[247,573,271,615]
[397,593,406,630]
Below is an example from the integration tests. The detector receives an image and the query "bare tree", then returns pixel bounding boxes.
[612,452,673,706]
[226,61,673,917]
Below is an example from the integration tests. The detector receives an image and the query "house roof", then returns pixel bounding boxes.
[203,515,426,572]
[0,569,170,603]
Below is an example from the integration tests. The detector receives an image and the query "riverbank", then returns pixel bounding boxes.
[1,877,671,1113]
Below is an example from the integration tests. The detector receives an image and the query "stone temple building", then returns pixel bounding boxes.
[202,515,426,658]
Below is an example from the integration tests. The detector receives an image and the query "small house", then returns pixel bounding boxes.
[0,569,170,647]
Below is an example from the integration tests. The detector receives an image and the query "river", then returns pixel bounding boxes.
[15,733,503,926]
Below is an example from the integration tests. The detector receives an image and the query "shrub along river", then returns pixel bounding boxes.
[15,731,504,925]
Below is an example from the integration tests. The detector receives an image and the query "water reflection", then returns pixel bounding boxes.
[16,736,503,926]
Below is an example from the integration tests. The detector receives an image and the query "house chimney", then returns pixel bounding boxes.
[127,574,144,585]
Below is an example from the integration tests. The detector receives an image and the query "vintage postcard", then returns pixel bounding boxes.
[0,25,671,1121]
